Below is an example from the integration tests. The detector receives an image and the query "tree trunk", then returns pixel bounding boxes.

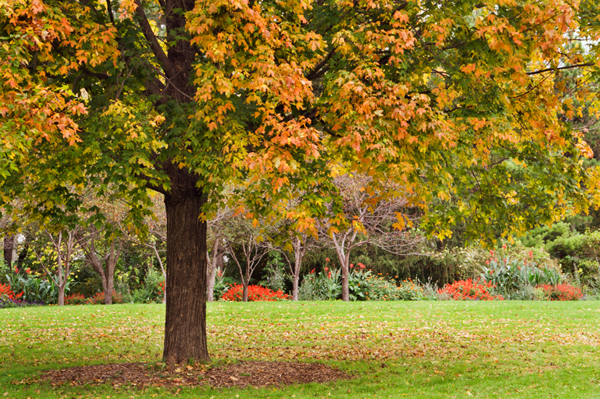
[206,267,216,302]
[292,244,303,301]
[331,232,351,301]
[292,274,300,301]
[163,180,209,364]
[104,240,120,305]
[78,237,121,305]
[573,263,581,286]
[242,278,249,302]
[151,245,167,304]
[442,265,448,286]
[58,278,66,306]
[100,274,109,304]
[3,235,15,270]
[57,257,65,306]
[341,263,349,302]
[206,239,220,302]
[16,242,29,270]
[158,0,209,364]
[104,274,113,305]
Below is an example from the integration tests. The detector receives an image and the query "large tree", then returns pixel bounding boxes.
[1,0,599,364]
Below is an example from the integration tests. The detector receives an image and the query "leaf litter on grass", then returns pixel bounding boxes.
[2,302,600,394]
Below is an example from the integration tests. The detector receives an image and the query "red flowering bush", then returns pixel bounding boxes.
[438,279,504,301]
[538,284,582,301]
[0,283,23,300]
[65,293,87,305]
[86,291,124,305]
[221,284,290,301]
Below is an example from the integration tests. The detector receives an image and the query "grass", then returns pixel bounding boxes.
[1,300,600,398]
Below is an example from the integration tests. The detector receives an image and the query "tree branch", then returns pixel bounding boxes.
[526,63,594,76]
[134,0,177,79]
[136,173,168,195]
[306,47,337,81]
[106,0,116,25]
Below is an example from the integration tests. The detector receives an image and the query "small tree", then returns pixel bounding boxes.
[224,216,271,302]
[33,229,78,306]
[77,192,135,304]
[138,195,168,304]
[206,206,233,302]
[270,232,316,301]
[76,230,124,305]
[1,212,18,272]
[321,174,425,301]
[206,237,226,302]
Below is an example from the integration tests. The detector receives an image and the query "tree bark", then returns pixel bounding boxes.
[206,263,217,302]
[100,274,108,302]
[56,238,67,306]
[163,176,209,364]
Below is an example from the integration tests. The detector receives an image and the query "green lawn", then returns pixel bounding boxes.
[1,301,600,398]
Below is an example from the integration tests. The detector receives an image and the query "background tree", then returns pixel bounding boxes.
[128,194,168,304]
[206,206,232,302]
[320,174,424,300]
[279,233,317,301]
[32,228,79,306]
[224,215,272,302]
[76,230,124,305]
[76,193,131,305]
[1,207,20,272]
[267,205,318,301]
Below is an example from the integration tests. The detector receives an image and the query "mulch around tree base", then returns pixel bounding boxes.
[42,361,352,389]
